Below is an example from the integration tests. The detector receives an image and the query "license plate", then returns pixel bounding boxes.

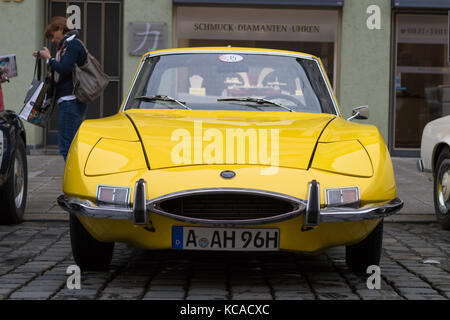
[172,226,279,251]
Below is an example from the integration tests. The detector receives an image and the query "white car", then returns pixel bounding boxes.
[418,115,450,229]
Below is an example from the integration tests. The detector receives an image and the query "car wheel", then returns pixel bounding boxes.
[433,148,450,230]
[0,137,27,225]
[69,213,114,271]
[345,220,383,273]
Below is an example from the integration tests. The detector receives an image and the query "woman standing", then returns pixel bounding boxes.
[33,16,87,161]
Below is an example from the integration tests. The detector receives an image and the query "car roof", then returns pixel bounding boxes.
[143,47,319,60]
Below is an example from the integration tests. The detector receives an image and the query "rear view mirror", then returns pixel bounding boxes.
[347,105,369,121]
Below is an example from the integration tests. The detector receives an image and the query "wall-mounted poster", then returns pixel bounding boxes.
[0,54,18,78]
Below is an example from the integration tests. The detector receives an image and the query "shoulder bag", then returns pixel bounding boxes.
[72,39,109,103]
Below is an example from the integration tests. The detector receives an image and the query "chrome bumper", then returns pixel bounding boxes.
[319,197,403,222]
[57,186,403,226]
[58,195,134,220]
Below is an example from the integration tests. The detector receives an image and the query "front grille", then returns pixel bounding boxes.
[148,189,305,224]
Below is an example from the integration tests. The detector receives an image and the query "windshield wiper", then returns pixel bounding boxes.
[135,95,191,110]
[217,97,294,112]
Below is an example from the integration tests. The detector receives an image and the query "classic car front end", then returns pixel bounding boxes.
[59,48,403,271]
[0,110,27,225]
[418,115,450,229]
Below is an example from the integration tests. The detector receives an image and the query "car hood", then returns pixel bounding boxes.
[125,109,336,170]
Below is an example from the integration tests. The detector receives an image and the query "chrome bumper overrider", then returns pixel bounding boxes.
[417,159,432,174]
[417,159,424,172]
[57,180,404,226]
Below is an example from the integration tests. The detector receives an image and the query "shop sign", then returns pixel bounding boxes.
[129,22,167,56]
[397,14,448,44]
[176,7,337,42]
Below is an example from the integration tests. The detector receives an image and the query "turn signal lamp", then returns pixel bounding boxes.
[325,187,360,207]
[96,185,131,206]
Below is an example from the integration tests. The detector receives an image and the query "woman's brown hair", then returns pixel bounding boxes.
[44,16,70,40]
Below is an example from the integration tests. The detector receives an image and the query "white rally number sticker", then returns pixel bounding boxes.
[218,54,244,63]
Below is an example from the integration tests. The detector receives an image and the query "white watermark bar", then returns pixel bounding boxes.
[170,120,279,175]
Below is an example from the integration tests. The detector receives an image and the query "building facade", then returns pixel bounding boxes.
[0,0,448,156]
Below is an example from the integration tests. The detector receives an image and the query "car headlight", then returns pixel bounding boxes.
[311,140,373,177]
[85,138,147,176]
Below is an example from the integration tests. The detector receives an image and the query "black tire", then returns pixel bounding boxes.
[69,213,114,271]
[433,148,450,230]
[0,137,27,225]
[345,220,383,273]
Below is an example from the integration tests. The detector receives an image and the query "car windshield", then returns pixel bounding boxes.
[124,52,337,114]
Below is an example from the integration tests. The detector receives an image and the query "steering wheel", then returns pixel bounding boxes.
[263,94,305,109]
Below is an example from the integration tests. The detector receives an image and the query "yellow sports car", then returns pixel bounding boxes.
[58,47,403,272]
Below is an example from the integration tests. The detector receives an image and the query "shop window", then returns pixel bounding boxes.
[393,13,449,150]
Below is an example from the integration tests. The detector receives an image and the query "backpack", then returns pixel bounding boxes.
[72,39,109,103]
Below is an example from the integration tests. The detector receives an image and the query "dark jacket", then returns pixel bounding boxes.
[48,31,87,100]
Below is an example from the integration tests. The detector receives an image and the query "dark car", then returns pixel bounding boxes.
[0,110,27,224]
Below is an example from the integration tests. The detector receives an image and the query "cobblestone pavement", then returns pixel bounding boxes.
[0,221,449,300]
[1,155,446,300]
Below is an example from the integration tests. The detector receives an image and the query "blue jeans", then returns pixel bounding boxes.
[58,99,87,161]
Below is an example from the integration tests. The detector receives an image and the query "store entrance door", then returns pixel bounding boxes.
[393,13,449,155]
[45,0,123,148]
